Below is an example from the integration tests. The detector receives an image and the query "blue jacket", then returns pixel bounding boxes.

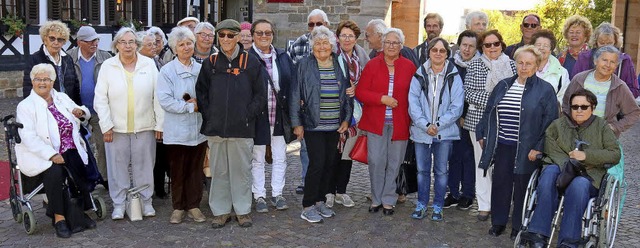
[249,47,295,145]
[409,61,464,144]
[476,75,559,175]
[290,53,352,130]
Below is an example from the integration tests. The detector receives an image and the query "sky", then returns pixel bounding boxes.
[426,0,544,35]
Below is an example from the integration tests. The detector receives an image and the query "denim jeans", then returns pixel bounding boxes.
[415,140,452,207]
[528,165,598,246]
[448,128,475,199]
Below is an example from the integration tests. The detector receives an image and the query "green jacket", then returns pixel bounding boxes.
[543,114,620,188]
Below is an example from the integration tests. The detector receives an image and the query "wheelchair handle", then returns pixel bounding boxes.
[2,115,23,144]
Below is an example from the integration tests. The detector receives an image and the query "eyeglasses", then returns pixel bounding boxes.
[522,23,539,29]
[117,40,137,46]
[339,34,356,40]
[570,105,591,111]
[430,48,447,54]
[534,43,551,50]
[197,32,215,39]
[48,36,67,44]
[483,41,501,48]
[33,78,52,83]
[218,32,237,39]
[308,22,324,28]
[383,41,402,47]
[254,31,273,37]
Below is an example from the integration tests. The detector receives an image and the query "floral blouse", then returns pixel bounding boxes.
[48,102,76,154]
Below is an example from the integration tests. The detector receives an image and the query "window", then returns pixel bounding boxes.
[153,0,187,27]
[0,0,24,18]
[61,0,81,20]
[115,0,148,25]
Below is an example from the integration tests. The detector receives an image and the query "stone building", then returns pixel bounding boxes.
[613,0,640,75]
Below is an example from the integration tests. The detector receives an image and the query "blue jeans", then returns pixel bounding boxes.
[528,165,598,246]
[415,140,452,207]
[448,128,475,199]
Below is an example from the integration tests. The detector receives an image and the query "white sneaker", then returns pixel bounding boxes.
[143,204,156,217]
[112,207,125,220]
[335,194,355,207]
[325,194,335,208]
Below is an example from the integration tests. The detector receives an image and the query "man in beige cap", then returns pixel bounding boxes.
[196,19,266,229]
[66,26,113,189]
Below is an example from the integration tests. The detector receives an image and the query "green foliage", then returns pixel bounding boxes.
[118,18,144,31]
[1,15,26,38]
[486,10,528,46]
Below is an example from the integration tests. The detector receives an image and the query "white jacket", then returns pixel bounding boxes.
[15,90,91,177]
[94,53,164,134]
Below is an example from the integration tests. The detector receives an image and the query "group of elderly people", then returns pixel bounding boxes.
[14,8,640,246]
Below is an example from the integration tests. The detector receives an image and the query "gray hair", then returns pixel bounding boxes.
[465,11,488,27]
[593,45,620,64]
[136,31,156,52]
[168,26,196,52]
[367,19,387,35]
[308,9,330,26]
[30,63,56,82]
[147,26,167,46]
[590,22,623,49]
[309,26,337,52]
[111,27,140,54]
[382,28,405,45]
[194,22,215,34]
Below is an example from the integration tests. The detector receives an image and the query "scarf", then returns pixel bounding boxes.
[337,46,362,85]
[481,53,514,92]
[453,50,480,69]
[558,43,589,65]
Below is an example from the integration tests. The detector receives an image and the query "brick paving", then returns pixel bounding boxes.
[0,96,638,247]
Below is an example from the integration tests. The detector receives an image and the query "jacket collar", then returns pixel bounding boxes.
[572,69,625,92]
[564,112,596,129]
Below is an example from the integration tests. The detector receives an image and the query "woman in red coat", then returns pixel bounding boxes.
[355,27,417,215]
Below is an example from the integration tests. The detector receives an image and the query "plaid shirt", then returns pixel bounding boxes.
[287,33,310,65]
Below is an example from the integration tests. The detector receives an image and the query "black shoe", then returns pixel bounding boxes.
[155,191,168,199]
[488,225,506,236]
[526,232,548,248]
[456,197,473,210]
[54,220,71,238]
[382,207,394,216]
[102,180,109,190]
[443,195,459,208]
[295,185,304,195]
[368,205,382,213]
[84,214,97,229]
[510,228,519,240]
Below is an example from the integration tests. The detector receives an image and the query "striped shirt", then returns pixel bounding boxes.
[497,82,524,145]
[385,74,394,124]
[314,66,341,131]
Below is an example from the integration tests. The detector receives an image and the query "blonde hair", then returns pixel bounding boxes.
[39,20,70,42]
[562,15,592,43]
[514,45,543,67]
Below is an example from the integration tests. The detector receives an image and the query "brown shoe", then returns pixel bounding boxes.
[236,214,252,227]
[397,194,407,203]
[187,208,206,223]
[211,214,231,228]
[477,211,490,221]
[169,210,185,224]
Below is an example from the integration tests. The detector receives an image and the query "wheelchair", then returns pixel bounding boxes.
[514,164,624,248]
[4,115,108,235]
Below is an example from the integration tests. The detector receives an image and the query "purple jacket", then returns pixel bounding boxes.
[571,49,639,98]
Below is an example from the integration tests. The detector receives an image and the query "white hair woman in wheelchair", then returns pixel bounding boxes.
[521,89,620,247]
[15,63,94,238]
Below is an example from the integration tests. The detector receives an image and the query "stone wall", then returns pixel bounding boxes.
[253,0,391,49]
[0,71,23,99]
[612,0,640,75]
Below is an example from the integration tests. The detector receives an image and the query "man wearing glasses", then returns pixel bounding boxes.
[287,8,329,65]
[505,14,541,59]
[67,25,113,190]
[365,19,419,67]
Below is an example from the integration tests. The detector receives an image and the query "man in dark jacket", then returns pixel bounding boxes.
[413,13,444,66]
[195,19,266,229]
[365,19,419,67]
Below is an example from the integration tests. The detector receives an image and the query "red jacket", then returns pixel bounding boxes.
[355,54,416,140]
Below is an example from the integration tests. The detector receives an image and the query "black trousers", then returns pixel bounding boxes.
[327,152,353,194]
[166,142,207,210]
[302,131,339,207]
[491,143,530,230]
[153,142,170,195]
[42,149,92,216]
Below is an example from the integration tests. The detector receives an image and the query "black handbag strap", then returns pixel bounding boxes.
[266,77,287,111]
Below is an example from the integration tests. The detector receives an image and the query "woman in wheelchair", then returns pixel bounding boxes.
[522,89,620,247]
[15,63,96,238]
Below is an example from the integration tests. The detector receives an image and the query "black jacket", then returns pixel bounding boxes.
[249,47,295,145]
[23,45,81,104]
[195,45,267,138]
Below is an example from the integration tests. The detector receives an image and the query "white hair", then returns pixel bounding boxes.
[168,26,196,52]
[382,28,405,44]
[465,11,488,27]
[111,27,140,54]
[30,63,56,82]
[309,26,337,53]
[367,19,387,35]
[593,45,620,65]
[308,9,330,26]
[194,22,215,34]
[136,31,156,52]
[147,26,167,46]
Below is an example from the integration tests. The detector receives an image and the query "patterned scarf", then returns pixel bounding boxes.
[481,53,515,92]
[558,43,589,65]
[338,47,361,85]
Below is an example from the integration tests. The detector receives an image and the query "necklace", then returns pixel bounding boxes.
[386,63,394,67]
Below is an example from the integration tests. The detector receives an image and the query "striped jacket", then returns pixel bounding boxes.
[462,58,516,132]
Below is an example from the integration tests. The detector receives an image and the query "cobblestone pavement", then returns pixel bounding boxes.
[0,97,638,247]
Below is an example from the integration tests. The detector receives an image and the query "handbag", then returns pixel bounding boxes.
[349,133,368,164]
[267,78,296,144]
[556,159,579,194]
[61,166,88,233]
[341,135,358,160]
[396,141,418,195]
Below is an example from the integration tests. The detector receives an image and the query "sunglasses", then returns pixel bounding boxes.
[218,32,237,39]
[430,48,447,54]
[48,36,67,44]
[483,41,501,48]
[522,23,539,29]
[308,22,324,28]
[254,31,273,37]
[570,105,591,111]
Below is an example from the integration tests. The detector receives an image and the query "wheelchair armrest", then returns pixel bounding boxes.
[603,163,614,169]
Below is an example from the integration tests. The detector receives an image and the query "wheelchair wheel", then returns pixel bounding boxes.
[23,210,36,235]
[94,196,107,220]
[513,230,526,248]
[521,169,540,225]
[598,176,621,248]
[9,186,22,223]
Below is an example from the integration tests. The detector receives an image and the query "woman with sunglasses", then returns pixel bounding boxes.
[23,20,80,104]
[477,45,558,237]
[463,29,516,222]
[518,89,620,247]
[562,45,640,137]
